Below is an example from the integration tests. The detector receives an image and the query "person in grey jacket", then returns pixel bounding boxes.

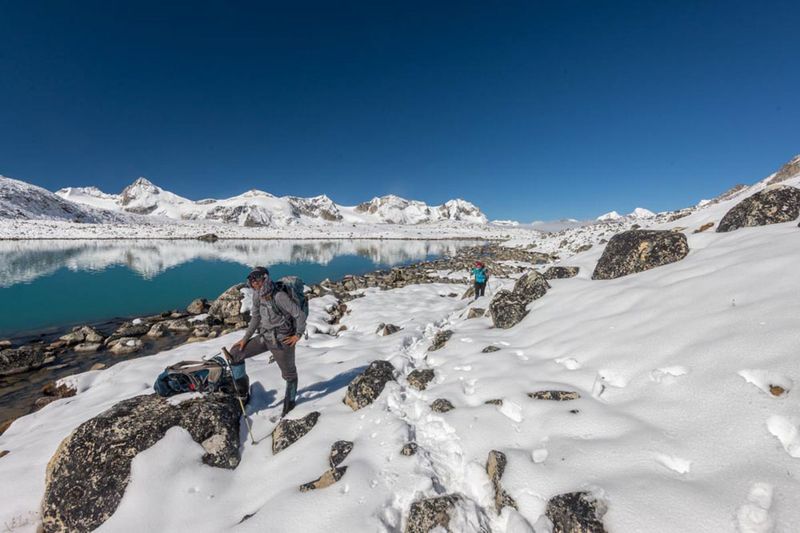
[226,267,306,416]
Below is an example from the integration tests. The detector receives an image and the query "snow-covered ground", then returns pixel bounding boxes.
[1,192,799,531]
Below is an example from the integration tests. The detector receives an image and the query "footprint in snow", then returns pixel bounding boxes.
[555,357,582,370]
[736,482,775,533]
[461,378,477,395]
[649,366,690,384]
[459,337,474,343]
[654,453,691,474]
[766,415,800,458]
[514,350,529,361]
[737,369,793,398]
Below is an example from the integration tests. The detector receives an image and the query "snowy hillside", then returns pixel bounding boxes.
[1,172,799,531]
[54,178,487,227]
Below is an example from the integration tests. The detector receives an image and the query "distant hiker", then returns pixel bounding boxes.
[224,267,307,417]
[471,261,488,300]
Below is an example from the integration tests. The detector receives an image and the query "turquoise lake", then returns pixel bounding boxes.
[0,239,479,338]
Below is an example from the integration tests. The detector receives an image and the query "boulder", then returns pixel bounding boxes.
[543,266,580,280]
[591,230,689,280]
[343,361,396,410]
[299,466,348,492]
[717,186,800,232]
[73,342,103,353]
[401,442,418,456]
[513,271,550,302]
[429,330,453,351]
[187,298,209,315]
[487,450,518,512]
[489,290,530,329]
[407,369,435,390]
[405,494,489,533]
[197,233,219,243]
[164,319,192,332]
[430,399,455,413]
[329,440,353,468]
[146,322,170,338]
[528,390,581,401]
[272,412,320,455]
[59,326,104,346]
[208,283,250,324]
[466,307,485,319]
[108,338,142,355]
[111,323,150,338]
[0,345,48,376]
[545,491,608,533]
[41,393,240,533]
[376,323,402,336]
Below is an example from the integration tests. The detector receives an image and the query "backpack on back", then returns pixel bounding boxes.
[153,356,232,397]
[271,275,309,334]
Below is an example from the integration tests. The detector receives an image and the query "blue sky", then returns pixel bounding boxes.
[1,1,798,221]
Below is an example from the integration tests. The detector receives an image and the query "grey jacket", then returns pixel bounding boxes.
[243,286,307,343]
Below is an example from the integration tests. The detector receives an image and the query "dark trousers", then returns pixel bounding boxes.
[228,334,298,381]
[474,281,486,299]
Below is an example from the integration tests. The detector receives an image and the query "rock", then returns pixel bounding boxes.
[73,342,102,353]
[0,340,11,349]
[528,390,581,401]
[461,285,475,300]
[482,345,501,353]
[489,290,530,329]
[376,323,402,336]
[430,398,455,413]
[487,450,518,512]
[407,369,435,390]
[343,360,396,410]
[41,393,240,532]
[111,323,150,338]
[90,363,106,371]
[164,319,192,332]
[513,270,550,303]
[591,230,689,280]
[467,307,485,319]
[401,442,418,456]
[485,399,503,406]
[543,266,580,280]
[693,222,715,233]
[429,330,453,351]
[405,494,489,533]
[41,382,77,399]
[60,326,105,346]
[0,417,16,435]
[272,412,320,454]
[208,283,249,323]
[329,440,354,468]
[299,466,348,492]
[146,321,170,338]
[717,186,800,232]
[769,385,786,397]
[545,491,608,533]
[197,233,219,243]
[0,450,8,459]
[0,345,48,376]
[108,338,143,355]
[186,298,209,315]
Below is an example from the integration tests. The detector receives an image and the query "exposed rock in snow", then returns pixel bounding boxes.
[375,323,402,336]
[512,270,550,303]
[545,491,608,533]
[353,195,487,225]
[489,290,530,329]
[407,368,436,390]
[41,393,240,532]
[430,398,455,412]
[766,154,800,185]
[428,329,453,351]
[342,360,396,410]
[543,266,580,279]
[528,390,581,401]
[404,494,490,533]
[271,412,320,454]
[592,230,690,280]
[486,450,518,512]
[717,185,800,232]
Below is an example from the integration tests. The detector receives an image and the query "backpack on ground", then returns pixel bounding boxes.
[153,356,232,397]
[271,275,309,333]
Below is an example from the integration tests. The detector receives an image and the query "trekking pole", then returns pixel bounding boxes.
[221,347,257,446]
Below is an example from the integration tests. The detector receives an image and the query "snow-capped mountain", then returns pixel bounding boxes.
[596,207,655,221]
[0,176,133,223]
[53,179,486,227]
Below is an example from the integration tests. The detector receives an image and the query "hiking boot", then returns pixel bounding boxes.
[281,379,298,417]
[234,375,250,403]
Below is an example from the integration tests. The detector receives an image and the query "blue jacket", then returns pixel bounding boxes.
[472,267,487,283]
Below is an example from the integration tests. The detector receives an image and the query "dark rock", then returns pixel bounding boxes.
[343,360,396,410]
[513,270,550,303]
[329,440,354,468]
[592,230,689,280]
[272,412,320,454]
[484,399,503,406]
[482,345,501,353]
[693,222,715,233]
[0,345,48,376]
[401,442,418,456]
[528,390,581,401]
[545,491,608,533]
[429,330,453,351]
[717,186,800,232]
[0,417,15,435]
[407,369,435,390]
[487,450,518,512]
[41,393,240,533]
[405,494,489,533]
[430,399,455,413]
[197,233,219,243]
[489,290,530,329]
[0,450,8,459]
[466,307,485,319]
[575,244,593,253]
[543,266,580,280]
[187,298,209,315]
[299,466,347,492]
[376,323,402,336]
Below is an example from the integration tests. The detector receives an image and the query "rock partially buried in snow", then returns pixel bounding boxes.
[329,440,354,468]
[430,398,455,413]
[489,290,530,329]
[299,466,348,492]
[528,390,581,401]
[543,266,580,280]
[41,393,240,533]
[545,491,608,533]
[591,230,689,280]
[405,494,490,533]
[513,270,550,302]
[343,360,396,410]
[467,307,486,319]
[376,323,402,336]
[429,330,453,351]
[272,412,321,454]
[486,450,518,512]
[482,345,501,353]
[717,185,800,232]
[407,368,435,390]
[401,442,418,456]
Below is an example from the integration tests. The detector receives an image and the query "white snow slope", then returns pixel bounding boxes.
[2,173,800,531]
